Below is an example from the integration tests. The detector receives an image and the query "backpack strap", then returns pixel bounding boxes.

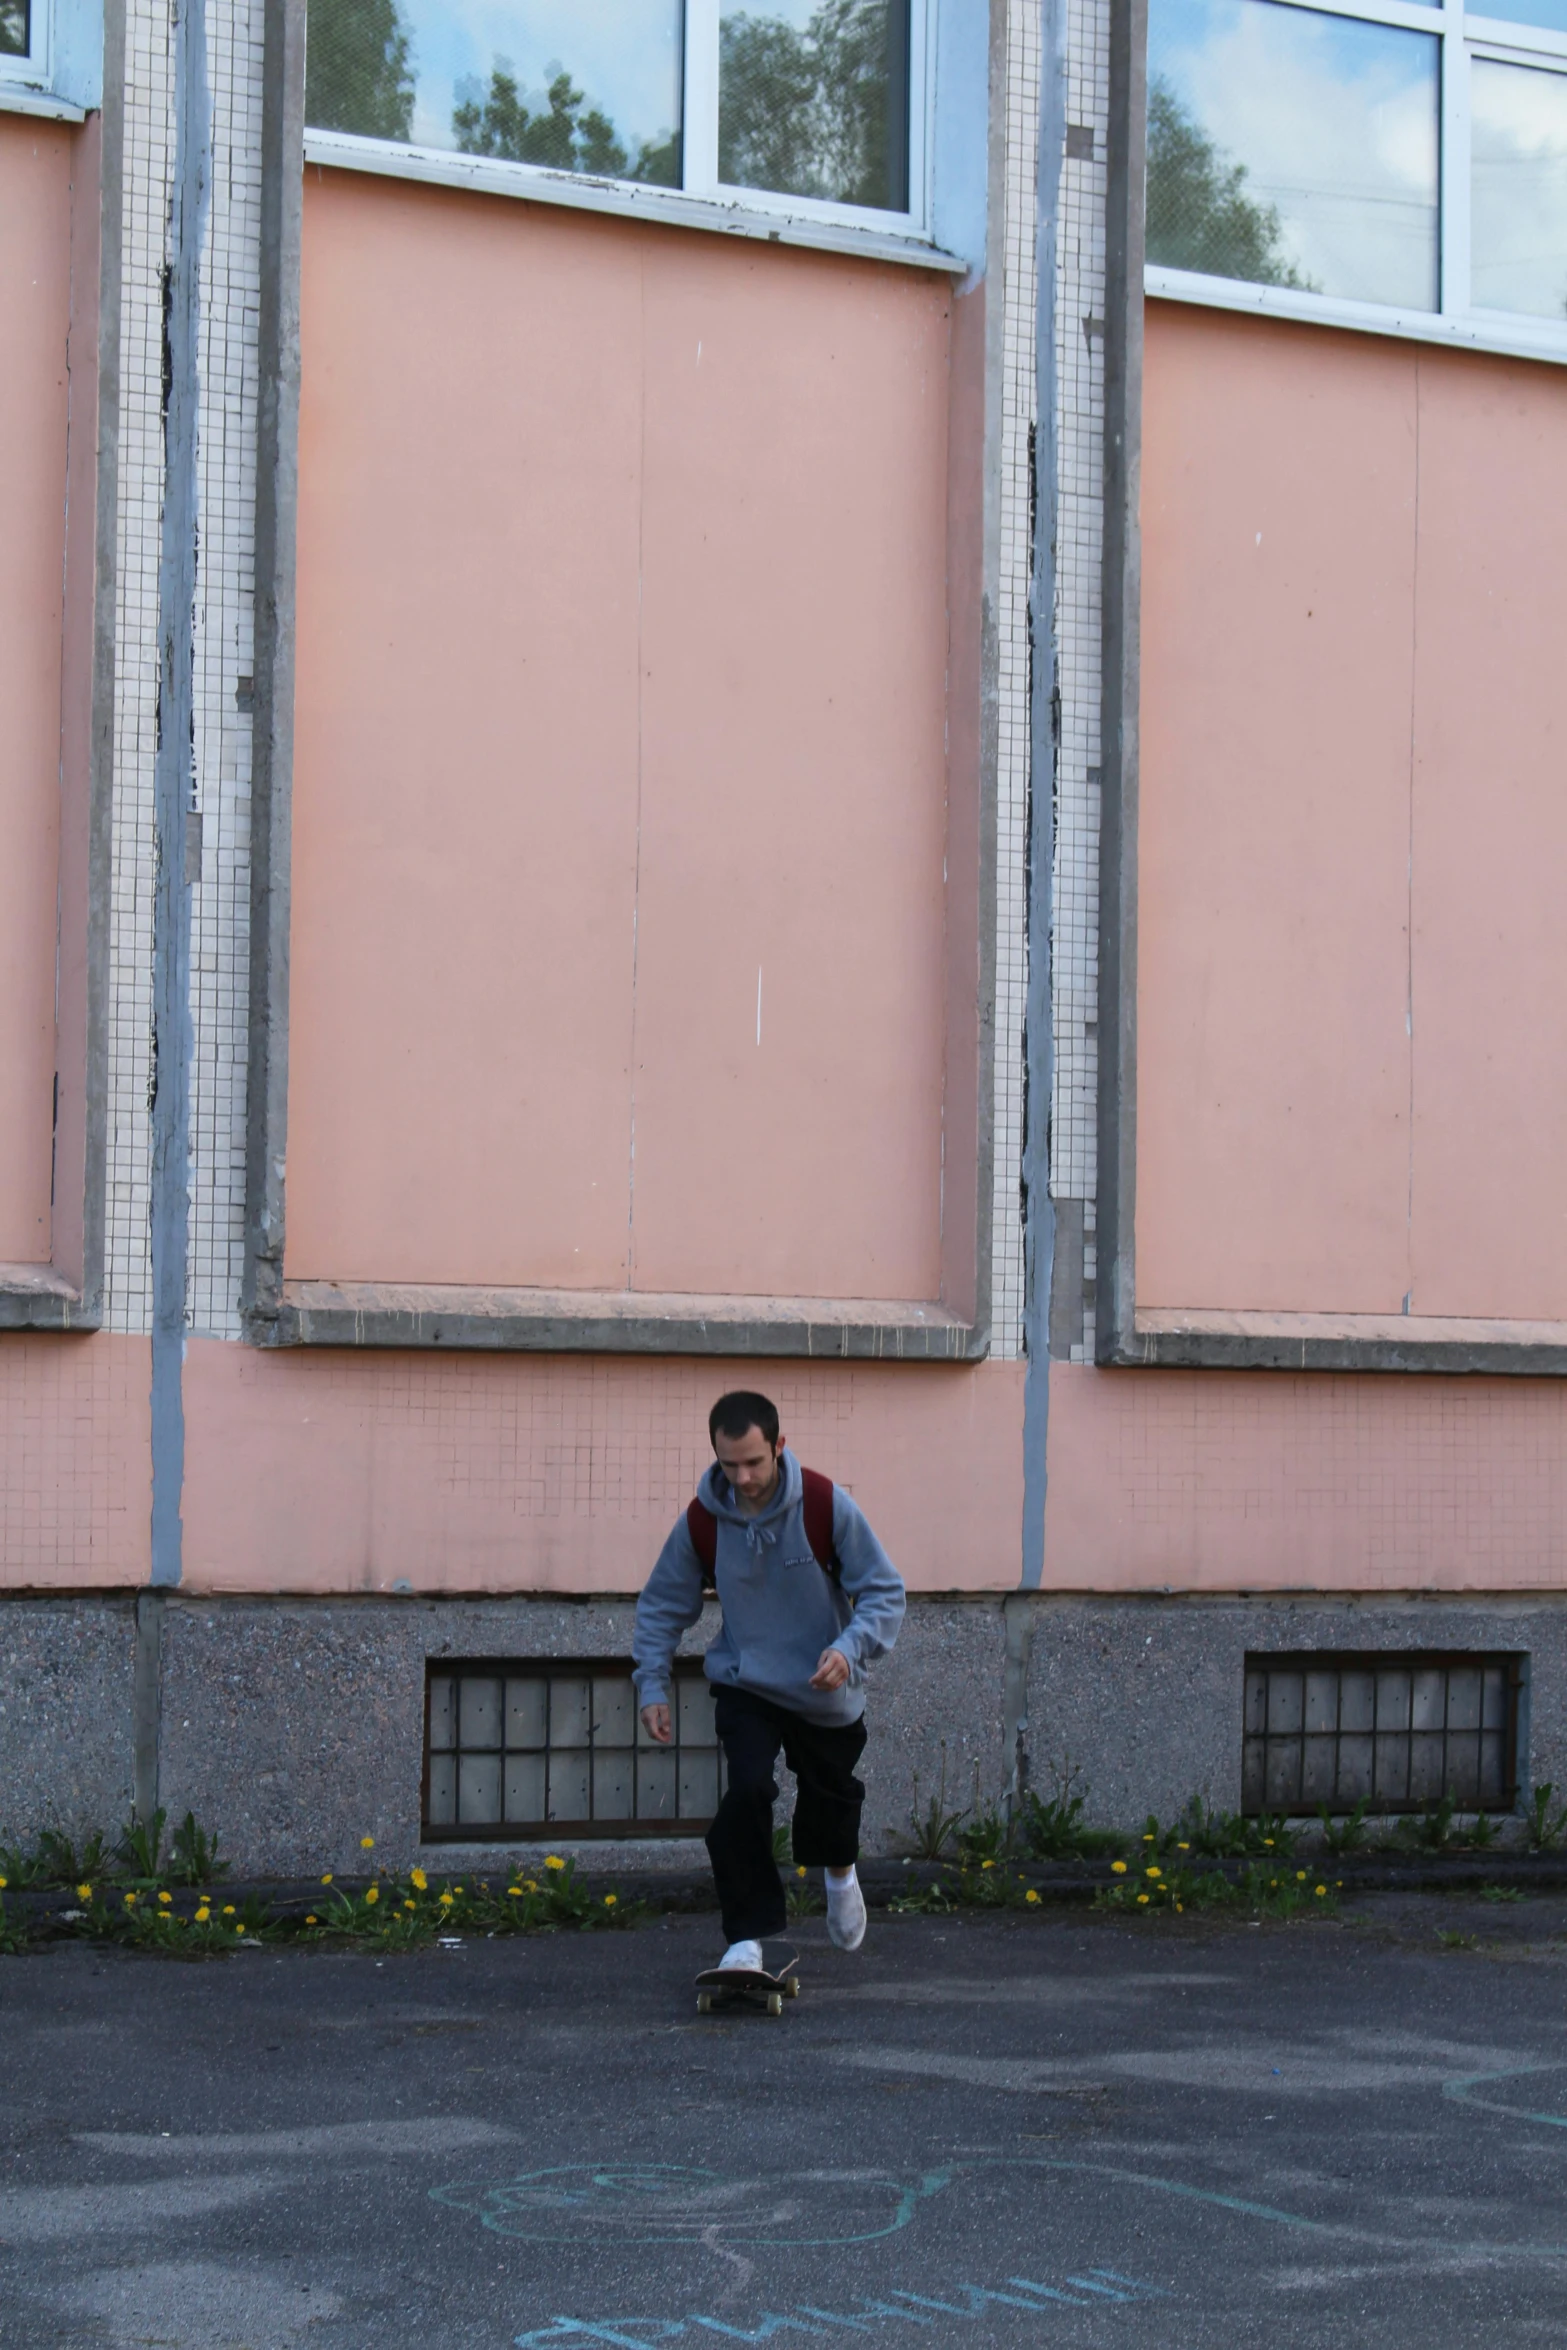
[685,1473,841,1587]
[686,1498,717,1586]
[800,1467,842,1586]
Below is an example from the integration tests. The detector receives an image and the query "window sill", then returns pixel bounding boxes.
[0,1262,97,1332]
[303,129,966,274]
[0,84,89,122]
[1147,264,1567,370]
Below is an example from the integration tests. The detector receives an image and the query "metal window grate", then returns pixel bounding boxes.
[1242,1651,1522,1816]
[422,1658,725,1841]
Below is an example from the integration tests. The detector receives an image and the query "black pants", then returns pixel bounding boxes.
[705,1685,868,1943]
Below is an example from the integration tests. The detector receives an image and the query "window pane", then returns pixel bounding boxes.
[304,0,682,186]
[1147,0,1439,309]
[720,0,912,211]
[0,0,29,57]
[1473,0,1567,39]
[1473,58,1567,319]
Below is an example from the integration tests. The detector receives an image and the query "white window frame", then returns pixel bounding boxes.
[0,0,99,118]
[302,0,961,274]
[1146,0,1567,366]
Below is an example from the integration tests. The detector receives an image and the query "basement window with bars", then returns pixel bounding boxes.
[1243,1651,1523,1815]
[423,1659,725,1841]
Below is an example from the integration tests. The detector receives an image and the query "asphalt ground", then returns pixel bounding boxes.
[5,1891,1567,2349]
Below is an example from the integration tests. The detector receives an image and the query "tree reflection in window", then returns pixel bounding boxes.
[720,0,912,212]
[1146,75,1314,286]
[453,65,679,183]
[0,0,31,53]
[305,0,414,141]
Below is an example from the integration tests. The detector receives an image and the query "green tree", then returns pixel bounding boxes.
[305,0,415,141]
[452,64,676,182]
[720,0,907,210]
[1144,75,1313,289]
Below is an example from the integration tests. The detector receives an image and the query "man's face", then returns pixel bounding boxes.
[713,1424,783,1508]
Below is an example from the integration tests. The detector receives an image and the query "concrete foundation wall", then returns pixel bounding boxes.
[10,1591,1567,1874]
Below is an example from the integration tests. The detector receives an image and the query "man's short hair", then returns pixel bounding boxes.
[709,1391,780,1449]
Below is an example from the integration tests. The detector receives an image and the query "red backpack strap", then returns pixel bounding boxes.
[686,1497,718,1583]
[800,1468,841,1585]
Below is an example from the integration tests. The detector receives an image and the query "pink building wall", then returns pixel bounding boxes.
[1136,302,1567,1324]
[287,172,952,1306]
[0,119,75,1269]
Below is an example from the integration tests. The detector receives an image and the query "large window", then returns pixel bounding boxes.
[1146,0,1567,351]
[304,0,923,228]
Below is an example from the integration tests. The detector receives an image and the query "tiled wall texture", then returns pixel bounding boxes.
[987,0,1042,1362]
[1051,0,1109,1363]
[103,0,173,1334]
[188,0,263,1342]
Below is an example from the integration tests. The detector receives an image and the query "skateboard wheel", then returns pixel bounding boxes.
[697,1991,713,2013]
[766,1992,784,2016]
[783,1976,800,1998]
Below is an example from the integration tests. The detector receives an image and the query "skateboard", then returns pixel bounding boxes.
[695,1943,801,2018]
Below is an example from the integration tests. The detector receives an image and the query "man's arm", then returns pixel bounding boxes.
[820,1490,906,1678]
[633,1517,707,1744]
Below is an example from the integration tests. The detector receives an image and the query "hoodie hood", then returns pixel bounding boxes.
[697,1446,802,1554]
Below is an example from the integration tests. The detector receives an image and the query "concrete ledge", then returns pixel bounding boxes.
[0,1596,136,1835]
[252,1279,984,1360]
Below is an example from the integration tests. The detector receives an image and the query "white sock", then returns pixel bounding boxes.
[825,1866,857,1899]
[719,1938,763,1970]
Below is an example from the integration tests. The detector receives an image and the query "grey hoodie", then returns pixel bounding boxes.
[632,1449,906,1727]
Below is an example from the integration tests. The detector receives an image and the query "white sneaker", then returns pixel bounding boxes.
[825,1871,867,1952]
[718,1939,763,1971]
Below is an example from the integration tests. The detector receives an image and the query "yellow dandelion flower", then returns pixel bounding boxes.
[410,1867,428,1892]
[235,1923,246,1935]
[77,1883,93,1900]
[158,1890,172,1905]
[222,1904,236,1915]
[1137,1893,1150,1905]
[1142,1833,1155,1843]
[524,1879,538,1893]
[361,1837,375,1850]
[1025,1889,1041,1906]
[796,1866,806,1878]
[195,1907,210,1923]
[604,1894,617,1907]
[321,1873,333,1885]
[1175,1902,1184,1913]
[981,1859,995,1870]
[1146,1866,1162,1879]
[0,1875,7,1890]
[1111,1860,1127,1874]
[507,1886,523,1899]
[1296,1870,1306,1882]
[1315,1884,1327,1896]
[365,1886,380,1906]
[439,1891,454,1907]
[1263,1837,1274,1847]
[305,1913,317,1925]
[545,1855,565,1870]
[123,1892,137,1907]
[404,1900,416,1912]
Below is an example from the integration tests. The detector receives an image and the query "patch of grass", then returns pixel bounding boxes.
[1012,1762,1129,1862]
[169,1811,230,1885]
[1526,1783,1567,1851]
[1436,1929,1479,1951]
[899,1745,969,1863]
[1318,1797,1370,1857]
[888,1861,1045,1917]
[1478,1882,1525,1904]
[1096,1856,1340,1921]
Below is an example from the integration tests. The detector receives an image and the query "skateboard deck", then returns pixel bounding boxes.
[695,1943,801,2017]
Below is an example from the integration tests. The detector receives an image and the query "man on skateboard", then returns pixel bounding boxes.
[634,1391,906,1976]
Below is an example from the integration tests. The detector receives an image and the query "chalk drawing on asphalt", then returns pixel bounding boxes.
[431,2164,950,2247]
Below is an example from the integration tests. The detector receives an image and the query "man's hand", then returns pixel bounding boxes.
[640,1702,672,1745]
[809,1647,851,1692]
